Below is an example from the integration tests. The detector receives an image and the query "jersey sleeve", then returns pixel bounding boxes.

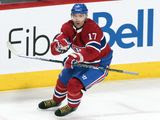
[50,22,71,55]
[54,21,72,42]
[79,24,103,62]
[60,22,73,42]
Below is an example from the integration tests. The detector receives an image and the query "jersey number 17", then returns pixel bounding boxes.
[88,33,97,40]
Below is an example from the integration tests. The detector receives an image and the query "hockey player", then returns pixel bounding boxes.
[38,3,113,117]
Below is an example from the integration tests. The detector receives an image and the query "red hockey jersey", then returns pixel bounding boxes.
[55,18,111,64]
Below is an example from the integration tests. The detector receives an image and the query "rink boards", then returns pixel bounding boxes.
[0,0,160,91]
[1,61,160,91]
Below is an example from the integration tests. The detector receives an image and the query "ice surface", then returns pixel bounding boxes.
[0,78,160,120]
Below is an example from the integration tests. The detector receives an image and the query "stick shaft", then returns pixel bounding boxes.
[7,41,139,75]
[107,68,139,75]
[18,55,63,63]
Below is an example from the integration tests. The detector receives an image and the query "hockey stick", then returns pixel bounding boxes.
[7,41,63,63]
[74,63,139,75]
[7,41,139,75]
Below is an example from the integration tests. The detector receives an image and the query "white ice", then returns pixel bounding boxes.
[0,78,160,120]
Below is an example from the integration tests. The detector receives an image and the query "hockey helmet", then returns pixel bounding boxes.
[71,3,88,14]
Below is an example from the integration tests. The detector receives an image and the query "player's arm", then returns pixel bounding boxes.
[79,29,102,62]
[50,25,71,55]
[63,29,102,69]
[80,40,101,61]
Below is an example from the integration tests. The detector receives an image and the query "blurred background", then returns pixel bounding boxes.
[0,0,39,4]
[0,0,160,119]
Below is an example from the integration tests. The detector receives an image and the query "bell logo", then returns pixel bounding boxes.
[93,9,154,48]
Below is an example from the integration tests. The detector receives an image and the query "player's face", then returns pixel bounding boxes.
[71,14,87,28]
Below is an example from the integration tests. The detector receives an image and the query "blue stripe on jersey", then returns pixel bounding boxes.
[100,36,107,50]
[87,42,101,50]
[86,36,107,52]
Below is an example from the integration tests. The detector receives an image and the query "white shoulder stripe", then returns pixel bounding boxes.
[86,41,101,46]
[100,35,104,41]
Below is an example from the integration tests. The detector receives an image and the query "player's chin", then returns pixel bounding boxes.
[75,24,82,28]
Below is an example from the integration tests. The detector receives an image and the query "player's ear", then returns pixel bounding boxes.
[85,14,88,19]
[71,14,74,19]
[85,14,88,18]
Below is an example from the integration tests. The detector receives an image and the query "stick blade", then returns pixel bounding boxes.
[6,41,19,56]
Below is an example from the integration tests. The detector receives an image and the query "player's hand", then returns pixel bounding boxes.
[63,53,83,69]
[51,41,62,55]
[51,39,70,55]
[54,33,70,53]
[57,38,70,53]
